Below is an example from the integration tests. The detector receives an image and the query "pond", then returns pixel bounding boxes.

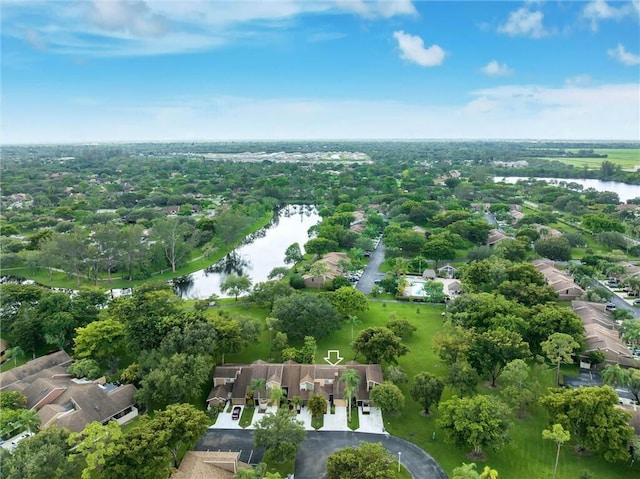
[174,204,320,299]
[493,177,640,203]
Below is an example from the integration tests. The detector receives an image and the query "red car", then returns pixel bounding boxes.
[231,406,241,420]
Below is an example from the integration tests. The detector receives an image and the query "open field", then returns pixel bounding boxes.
[536,148,640,170]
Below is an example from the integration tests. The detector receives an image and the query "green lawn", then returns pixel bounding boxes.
[536,148,640,170]
[218,299,637,478]
[239,406,255,428]
[311,415,323,430]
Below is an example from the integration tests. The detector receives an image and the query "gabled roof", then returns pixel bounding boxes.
[0,351,72,390]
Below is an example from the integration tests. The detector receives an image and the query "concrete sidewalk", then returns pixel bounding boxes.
[210,404,385,434]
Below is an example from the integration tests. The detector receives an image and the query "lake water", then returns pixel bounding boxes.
[493,177,640,203]
[175,204,320,299]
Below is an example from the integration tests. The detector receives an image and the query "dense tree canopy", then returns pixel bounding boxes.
[272,293,340,341]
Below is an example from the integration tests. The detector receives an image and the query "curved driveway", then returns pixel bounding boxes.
[196,429,447,479]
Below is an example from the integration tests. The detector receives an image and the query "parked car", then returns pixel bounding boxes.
[605,302,617,311]
[633,298,640,306]
[231,406,241,420]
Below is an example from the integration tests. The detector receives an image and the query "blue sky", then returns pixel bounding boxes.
[2,0,639,143]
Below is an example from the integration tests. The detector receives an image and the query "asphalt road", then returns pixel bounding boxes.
[357,241,386,294]
[196,429,448,479]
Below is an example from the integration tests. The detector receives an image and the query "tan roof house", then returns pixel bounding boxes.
[534,261,584,300]
[209,361,383,409]
[487,229,508,247]
[0,351,138,432]
[0,339,9,364]
[303,252,349,288]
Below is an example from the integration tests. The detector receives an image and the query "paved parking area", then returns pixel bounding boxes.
[211,404,384,434]
[196,430,448,479]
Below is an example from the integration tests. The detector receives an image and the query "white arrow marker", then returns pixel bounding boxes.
[324,350,344,366]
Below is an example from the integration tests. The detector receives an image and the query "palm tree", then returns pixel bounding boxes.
[268,386,286,408]
[249,378,266,407]
[8,346,24,366]
[601,364,629,389]
[19,409,40,435]
[340,368,360,423]
[452,462,480,479]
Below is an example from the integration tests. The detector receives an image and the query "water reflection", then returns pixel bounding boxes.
[206,251,252,276]
[178,204,320,299]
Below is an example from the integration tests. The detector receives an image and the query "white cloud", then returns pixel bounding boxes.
[582,0,638,31]
[481,60,513,77]
[608,43,640,66]
[3,0,417,57]
[498,6,547,38]
[5,83,638,144]
[86,0,168,38]
[393,30,446,67]
[564,74,592,86]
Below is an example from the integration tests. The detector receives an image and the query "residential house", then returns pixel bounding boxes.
[0,351,138,432]
[534,260,584,300]
[207,361,383,409]
[303,252,349,288]
[173,451,249,479]
[572,301,640,368]
[486,229,508,247]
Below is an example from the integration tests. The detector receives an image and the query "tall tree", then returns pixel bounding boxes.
[135,353,210,409]
[73,318,126,371]
[272,293,340,341]
[445,361,480,398]
[253,408,306,463]
[541,332,580,386]
[369,382,405,415]
[149,403,210,467]
[543,423,570,479]
[284,242,303,264]
[437,395,511,458]
[328,287,369,318]
[410,372,445,415]
[340,368,361,422]
[468,327,530,387]
[220,274,252,301]
[498,359,538,418]
[68,421,125,479]
[326,442,396,479]
[152,217,192,272]
[540,386,633,462]
[2,427,79,479]
[352,327,409,365]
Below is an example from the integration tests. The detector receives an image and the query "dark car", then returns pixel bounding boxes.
[231,406,241,420]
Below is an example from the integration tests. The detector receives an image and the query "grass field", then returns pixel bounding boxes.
[220,299,637,478]
[536,148,640,170]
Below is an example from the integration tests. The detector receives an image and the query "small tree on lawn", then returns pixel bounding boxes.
[543,423,570,479]
[541,332,580,387]
[437,395,511,460]
[370,382,405,415]
[410,372,444,416]
[220,274,252,301]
